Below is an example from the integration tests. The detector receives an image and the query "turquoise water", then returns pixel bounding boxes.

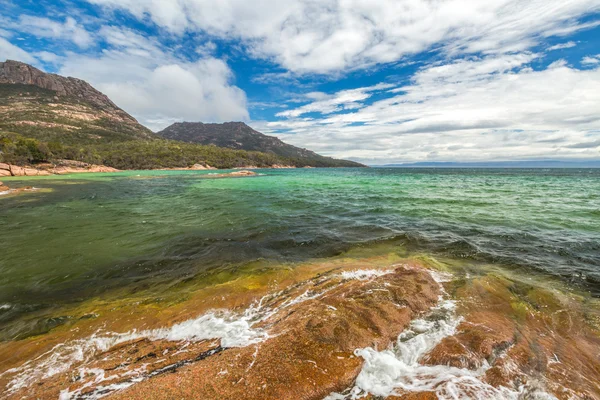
[1,168,599,338]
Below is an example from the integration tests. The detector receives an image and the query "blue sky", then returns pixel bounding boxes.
[1,0,600,164]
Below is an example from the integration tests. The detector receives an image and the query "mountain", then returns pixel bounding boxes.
[156,122,362,167]
[0,60,363,170]
[0,60,152,143]
[378,160,600,168]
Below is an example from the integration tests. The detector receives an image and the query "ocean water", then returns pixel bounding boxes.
[1,167,599,338]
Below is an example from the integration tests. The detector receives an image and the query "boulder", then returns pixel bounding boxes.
[227,170,257,177]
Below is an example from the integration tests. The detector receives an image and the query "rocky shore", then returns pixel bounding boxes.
[1,256,599,400]
[1,262,441,400]
[0,161,298,177]
[0,161,119,176]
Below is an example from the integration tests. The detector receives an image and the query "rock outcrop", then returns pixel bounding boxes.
[226,170,256,176]
[2,264,441,400]
[162,164,217,171]
[0,161,118,176]
[1,60,126,113]
[423,274,600,399]
[0,162,51,176]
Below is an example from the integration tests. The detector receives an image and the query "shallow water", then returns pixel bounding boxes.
[1,168,599,339]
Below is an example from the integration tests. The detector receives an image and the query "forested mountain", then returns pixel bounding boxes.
[157,122,360,167]
[0,60,364,169]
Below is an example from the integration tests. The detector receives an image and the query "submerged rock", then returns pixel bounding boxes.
[2,264,440,400]
[423,275,600,399]
[109,265,440,400]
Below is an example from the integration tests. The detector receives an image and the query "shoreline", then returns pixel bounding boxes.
[1,251,599,399]
[0,161,316,178]
[0,170,259,196]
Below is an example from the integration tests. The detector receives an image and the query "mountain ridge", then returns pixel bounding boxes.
[157,121,359,166]
[0,60,153,142]
[377,160,600,168]
[0,60,364,169]
[1,60,125,112]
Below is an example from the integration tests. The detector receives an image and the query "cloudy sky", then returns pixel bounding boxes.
[1,0,600,164]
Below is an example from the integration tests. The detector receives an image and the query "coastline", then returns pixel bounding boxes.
[0,170,259,196]
[0,161,315,177]
[1,250,598,399]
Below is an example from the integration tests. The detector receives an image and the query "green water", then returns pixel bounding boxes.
[1,168,599,338]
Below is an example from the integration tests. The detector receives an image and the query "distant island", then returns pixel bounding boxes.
[377,160,600,168]
[0,60,364,175]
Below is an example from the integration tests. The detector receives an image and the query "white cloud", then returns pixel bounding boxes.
[196,41,217,57]
[34,51,64,64]
[0,37,35,63]
[547,41,577,51]
[269,54,600,163]
[58,27,248,131]
[2,1,599,162]
[582,55,600,65]
[17,16,93,48]
[276,83,394,118]
[85,0,600,73]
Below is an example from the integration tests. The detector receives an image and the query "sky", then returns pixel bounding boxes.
[1,0,600,164]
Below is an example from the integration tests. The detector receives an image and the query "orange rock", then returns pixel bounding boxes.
[4,265,440,400]
[227,170,257,176]
[424,275,600,399]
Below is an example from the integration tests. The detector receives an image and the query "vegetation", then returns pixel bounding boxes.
[0,132,363,169]
[0,82,364,169]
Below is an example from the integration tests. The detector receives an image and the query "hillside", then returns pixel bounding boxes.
[0,60,364,170]
[159,122,314,157]
[157,122,362,167]
[0,60,153,143]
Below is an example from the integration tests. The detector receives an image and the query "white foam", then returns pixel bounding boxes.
[0,307,268,396]
[326,297,558,400]
[146,309,268,348]
[0,282,335,398]
[428,269,453,283]
[340,269,393,280]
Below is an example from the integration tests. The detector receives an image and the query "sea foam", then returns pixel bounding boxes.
[326,305,557,399]
[1,281,333,398]
[1,306,269,395]
[325,269,557,400]
[340,269,393,280]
